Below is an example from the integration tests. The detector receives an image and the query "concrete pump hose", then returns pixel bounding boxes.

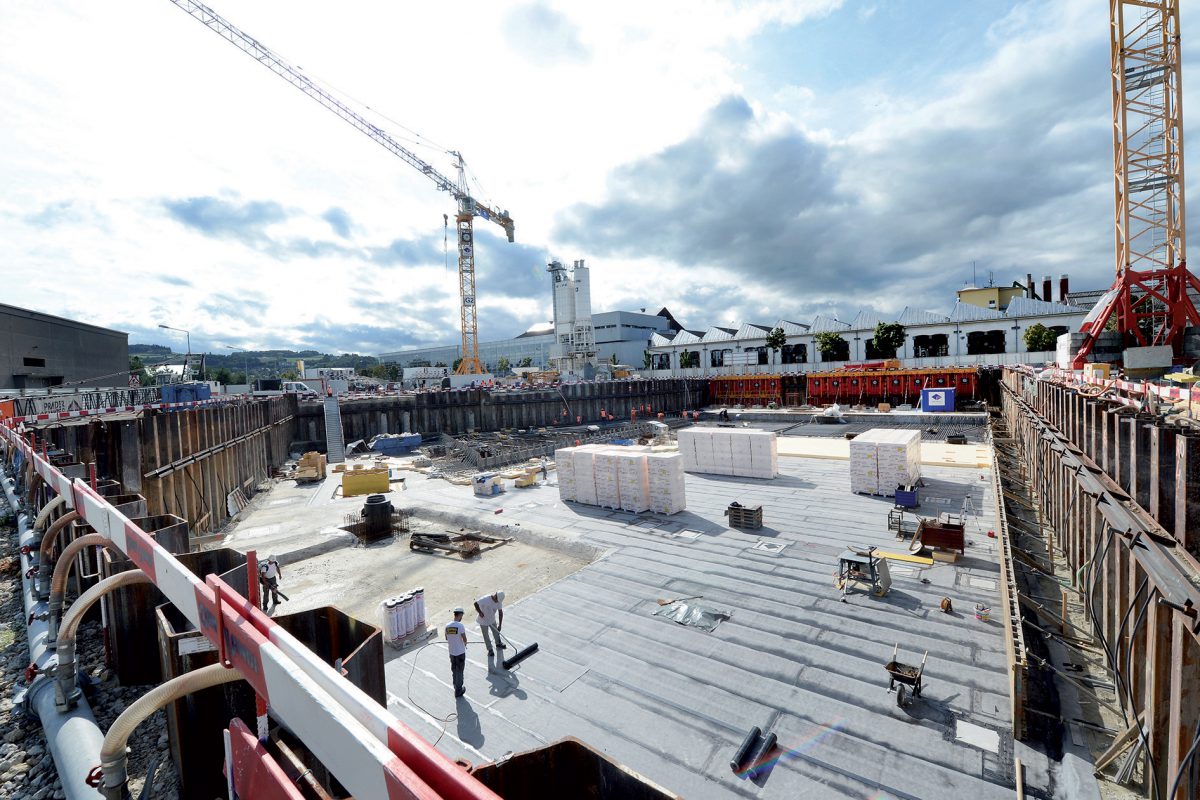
[99,663,244,794]
[33,493,68,533]
[58,569,149,645]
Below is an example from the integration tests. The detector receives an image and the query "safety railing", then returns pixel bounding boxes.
[1,420,500,800]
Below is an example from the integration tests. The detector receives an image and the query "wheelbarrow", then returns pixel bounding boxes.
[884,643,928,709]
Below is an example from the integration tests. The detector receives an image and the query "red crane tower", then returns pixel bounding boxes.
[1073,0,1200,368]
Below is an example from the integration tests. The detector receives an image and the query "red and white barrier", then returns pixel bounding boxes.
[1,421,500,800]
[3,397,237,426]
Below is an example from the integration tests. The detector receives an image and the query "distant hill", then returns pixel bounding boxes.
[129,344,380,378]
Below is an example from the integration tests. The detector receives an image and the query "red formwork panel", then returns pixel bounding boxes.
[802,367,978,406]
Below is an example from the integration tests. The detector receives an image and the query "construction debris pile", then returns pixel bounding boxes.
[293,451,327,483]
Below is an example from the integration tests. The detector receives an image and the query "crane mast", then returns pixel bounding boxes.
[1073,0,1200,367]
[166,0,514,376]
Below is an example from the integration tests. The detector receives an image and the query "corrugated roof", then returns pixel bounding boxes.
[649,332,676,346]
[701,327,736,342]
[1005,296,1084,317]
[808,314,850,333]
[734,322,772,339]
[775,319,810,335]
[947,302,1005,322]
[671,329,703,345]
[897,307,949,326]
[848,310,882,330]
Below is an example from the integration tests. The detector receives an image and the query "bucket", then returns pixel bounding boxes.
[974,603,991,622]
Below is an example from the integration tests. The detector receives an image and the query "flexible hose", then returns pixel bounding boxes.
[33,494,68,532]
[47,534,123,640]
[49,534,116,599]
[99,663,245,798]
[1168,716,1200,800]
[59,569,149,644]
[38,510,80,559]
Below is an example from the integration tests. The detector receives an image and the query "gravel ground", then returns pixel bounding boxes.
[0,510,181,799]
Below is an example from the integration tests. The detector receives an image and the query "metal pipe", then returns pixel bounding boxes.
[746,731,777,773]
[47,533,122,643]
[730,726,761,772]
[36,510,80,600]
[55,570,149,711]
[2,464,104,800]
[99,663,245,800]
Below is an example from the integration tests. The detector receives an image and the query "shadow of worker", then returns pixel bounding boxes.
[455,695,484,747]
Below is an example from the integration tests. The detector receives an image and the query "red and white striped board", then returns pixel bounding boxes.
[2,397,236,426]
[1,421,500,800]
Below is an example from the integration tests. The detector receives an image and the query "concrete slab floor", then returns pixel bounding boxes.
[224,447,1055,798]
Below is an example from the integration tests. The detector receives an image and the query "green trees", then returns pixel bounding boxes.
[765,327,787,364]
[496,356,511,374]
[1023,323,1058,352]
[814,332,849,361]
[871,322,906,358]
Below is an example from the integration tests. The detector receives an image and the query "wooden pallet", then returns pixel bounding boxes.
[725,503,763,530]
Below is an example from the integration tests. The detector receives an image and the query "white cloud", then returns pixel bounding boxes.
[3,0,1193,352]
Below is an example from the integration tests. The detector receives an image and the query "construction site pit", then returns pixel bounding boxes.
[205,420,1071,800]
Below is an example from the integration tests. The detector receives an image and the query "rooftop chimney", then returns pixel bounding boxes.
[1042,275,1052,303]
[1059,274,1069,303]
[1026,273,1035,299]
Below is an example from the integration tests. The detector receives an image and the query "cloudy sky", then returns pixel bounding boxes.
[2,1,1195,354]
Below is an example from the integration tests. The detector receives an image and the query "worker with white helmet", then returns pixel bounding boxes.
[258,554,287,611]
[473,590,506,661]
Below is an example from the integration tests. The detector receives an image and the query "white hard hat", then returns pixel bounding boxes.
[453,606,464,615]
[266,555,275,562]
[495,591,505,602]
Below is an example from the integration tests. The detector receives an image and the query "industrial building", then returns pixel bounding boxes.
[646,284,1088,376]
[0,303,129,390]
[379,309,673,372]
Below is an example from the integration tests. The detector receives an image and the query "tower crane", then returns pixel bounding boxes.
[1073,0,1200,368]
[166,0,514,376]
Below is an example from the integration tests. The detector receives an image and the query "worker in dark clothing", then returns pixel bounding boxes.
[258,554,289,611]
[446,607,468,697]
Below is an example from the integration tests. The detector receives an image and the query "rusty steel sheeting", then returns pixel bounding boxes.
[156,548,256,800]
[268,606,387,797]
[1003,370,1200,797]
[100,514,191,685]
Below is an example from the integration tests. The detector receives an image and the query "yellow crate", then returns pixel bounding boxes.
[1083,363,1111,380]
[342,468,390,497]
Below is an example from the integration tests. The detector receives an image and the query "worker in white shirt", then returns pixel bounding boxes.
[473,590,506,659]
[445,607,468,697]
[258,555,288,611]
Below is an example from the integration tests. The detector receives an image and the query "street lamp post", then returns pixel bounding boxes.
[158,324,191,381]
[222,345,251,391]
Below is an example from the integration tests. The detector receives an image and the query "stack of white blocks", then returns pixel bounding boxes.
[573,448,598,505]
[677,428,778,479]
[616,450,651,512]
[593,451,622,510]
[556,444,685,514]
[848,428,921,496]
[554,447,577,501]
[646,452,687,514]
